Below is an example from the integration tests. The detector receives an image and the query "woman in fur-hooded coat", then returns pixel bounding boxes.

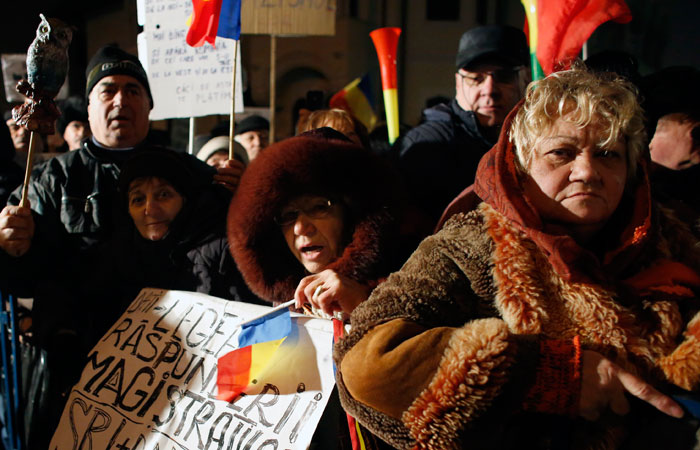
[228,128,406,450]
[228,128,406,307]
[335,68,700,450]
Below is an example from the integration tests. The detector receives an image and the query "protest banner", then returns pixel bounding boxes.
[50,288,336,449]
[240,0,337,36]
[136,0,244,120]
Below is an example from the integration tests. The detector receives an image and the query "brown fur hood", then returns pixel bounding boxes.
[227,130,405,302]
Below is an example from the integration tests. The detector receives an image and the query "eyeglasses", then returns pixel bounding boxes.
[458,67,522,87]
[274,198,335,227]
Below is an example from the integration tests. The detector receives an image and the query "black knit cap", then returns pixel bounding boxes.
[455,25,529,70]
[234,115,269,136]
[118,148,193,203]
[56,97,88,136]
[85,45,153,107]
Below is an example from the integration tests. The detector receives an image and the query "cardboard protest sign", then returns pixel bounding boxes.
[50,289,335,449]
[136,0,244,120]
[241,0,337,36]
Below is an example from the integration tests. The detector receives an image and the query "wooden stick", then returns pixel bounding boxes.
[236,299,295,328]
[269,34,276,144]
[188,117,195,155]
[229,39,240,160]
[19,131,38,208]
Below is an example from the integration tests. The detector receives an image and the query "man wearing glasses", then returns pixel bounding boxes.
[396,25,529,232]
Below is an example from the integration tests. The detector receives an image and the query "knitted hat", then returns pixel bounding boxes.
[196,135,249,165]
[234,115,269,135]
[118,148,193,202]
[56,97,88,136]
[455,25,529,70]
[85,45,153,107]
[641,66,700,126]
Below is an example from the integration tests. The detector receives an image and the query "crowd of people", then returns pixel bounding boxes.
[0,22,699,450]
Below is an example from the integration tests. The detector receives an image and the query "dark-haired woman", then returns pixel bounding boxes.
[83,148,263,345]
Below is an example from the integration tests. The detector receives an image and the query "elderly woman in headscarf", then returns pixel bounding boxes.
[335,66,700,449]
[82,148,263,345]
[227,128,407,448]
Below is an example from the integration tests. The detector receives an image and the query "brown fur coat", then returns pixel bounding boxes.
[336,203,700,449]
[335,107,700,449]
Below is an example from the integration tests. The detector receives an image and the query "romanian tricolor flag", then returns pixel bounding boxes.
[522,0,632,78]
[186,0,242,48]
[329,74,378,132]
[216,308,292,402]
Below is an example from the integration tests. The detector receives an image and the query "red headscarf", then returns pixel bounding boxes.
[473,101,652,285]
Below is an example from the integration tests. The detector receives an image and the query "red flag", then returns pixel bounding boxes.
[534,0,632,75]
[186,0,223,47]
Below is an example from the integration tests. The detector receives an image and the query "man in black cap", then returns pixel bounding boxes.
[395,25,529,232]
[56,96,91,151]
[0,45,240,259]
[233,114,269,161]
[0,46,242,435]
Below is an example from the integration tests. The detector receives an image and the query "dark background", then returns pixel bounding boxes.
[1,0,698,121]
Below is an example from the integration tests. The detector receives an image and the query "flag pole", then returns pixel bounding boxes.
[521,0,545,81]
[188,117,195,155]
[236,299,295,328]
[229,38,239,160]
[269,34,276,144]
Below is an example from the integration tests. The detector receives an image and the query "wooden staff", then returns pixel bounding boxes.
[229,39,240,160]
[236,299,295,328]
[188,117,195,155]
[19,131,39,208]
[269,34,276,144]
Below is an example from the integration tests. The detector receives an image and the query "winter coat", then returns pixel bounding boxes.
[335,107,700,449]
[394,98,495,228]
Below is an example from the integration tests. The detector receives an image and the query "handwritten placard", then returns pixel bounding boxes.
[241,0,337,36]
[50,289,335,449]
[136,0,243,120]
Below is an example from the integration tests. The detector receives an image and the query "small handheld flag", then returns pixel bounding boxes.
[217,307,292,402]
[186,0,242,48]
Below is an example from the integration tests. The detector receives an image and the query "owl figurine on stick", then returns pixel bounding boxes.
[12,14,73,134]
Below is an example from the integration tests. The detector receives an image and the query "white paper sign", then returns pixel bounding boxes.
[137,0,244,120]
[50,289,336,449]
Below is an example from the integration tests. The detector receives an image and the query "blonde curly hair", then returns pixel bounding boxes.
[510,65,646,181]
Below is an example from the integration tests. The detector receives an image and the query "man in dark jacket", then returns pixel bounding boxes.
[0,45,241,277]
[395,25,529,230]
[0,46,244,445]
